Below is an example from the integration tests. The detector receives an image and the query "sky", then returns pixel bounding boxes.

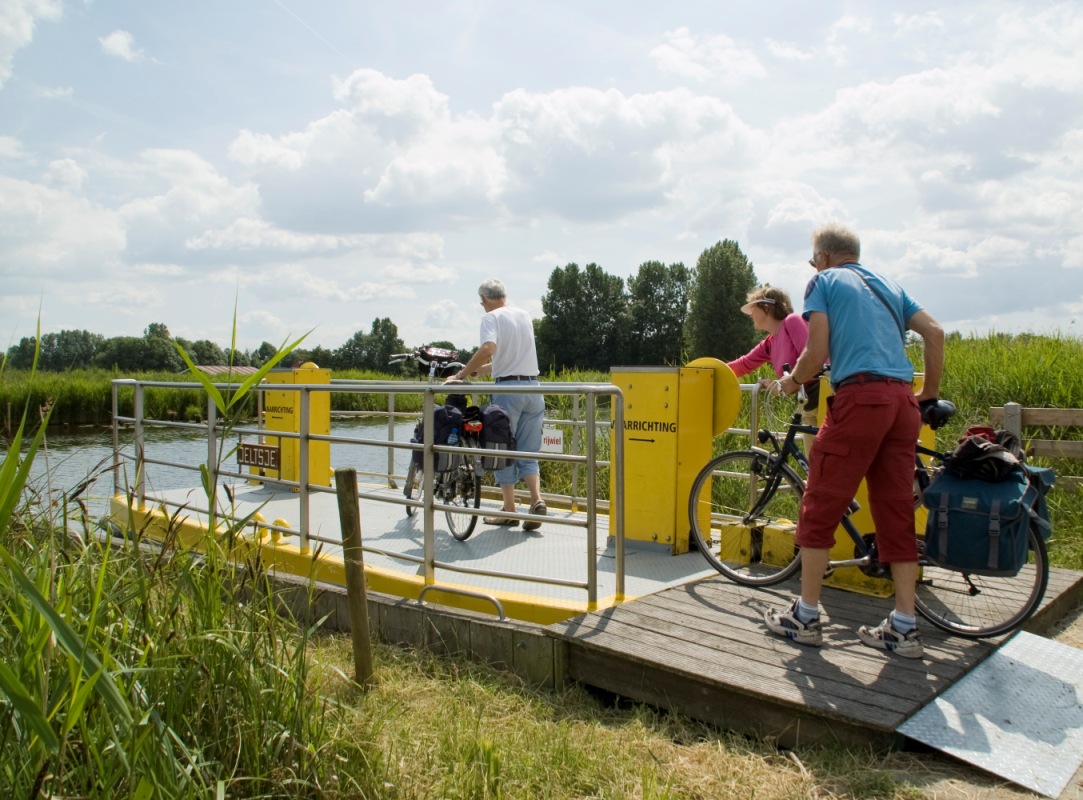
[2,1,1082,356]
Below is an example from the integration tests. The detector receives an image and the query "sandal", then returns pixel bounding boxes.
[483,516,519,527]
[523,501,547,531]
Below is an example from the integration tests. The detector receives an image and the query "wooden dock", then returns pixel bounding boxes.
[545,566,1083,749]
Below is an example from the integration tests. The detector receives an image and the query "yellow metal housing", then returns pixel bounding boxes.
[609,366,713,554]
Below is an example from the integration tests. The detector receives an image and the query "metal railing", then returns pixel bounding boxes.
[110,377,624,608]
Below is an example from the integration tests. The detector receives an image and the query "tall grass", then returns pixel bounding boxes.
[1,334,387,796]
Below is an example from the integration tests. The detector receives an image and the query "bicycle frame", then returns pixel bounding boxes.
[751,407,945,575]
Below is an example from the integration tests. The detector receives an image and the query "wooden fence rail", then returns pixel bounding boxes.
[989,402,1083,487]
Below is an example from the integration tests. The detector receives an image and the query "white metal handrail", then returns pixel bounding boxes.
[110,377,625,608]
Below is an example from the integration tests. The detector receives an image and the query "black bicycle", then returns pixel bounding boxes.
[389,349,482,541]
[687,394,1050,638]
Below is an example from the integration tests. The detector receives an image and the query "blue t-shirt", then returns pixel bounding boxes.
[802,262,921,386]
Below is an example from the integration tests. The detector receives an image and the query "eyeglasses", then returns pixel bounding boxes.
[808,252,820,267]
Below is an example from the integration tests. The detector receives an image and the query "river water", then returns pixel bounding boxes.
[7,417,418,524]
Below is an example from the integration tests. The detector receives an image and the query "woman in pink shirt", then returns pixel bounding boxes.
[727,286,820,426]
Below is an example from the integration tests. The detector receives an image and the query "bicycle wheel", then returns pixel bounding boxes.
[688,450,804,586]
[916,523,1049,638]
[443,462,481,541]
[403,459,421,517]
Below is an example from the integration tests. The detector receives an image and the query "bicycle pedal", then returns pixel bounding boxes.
[822,567,835,579]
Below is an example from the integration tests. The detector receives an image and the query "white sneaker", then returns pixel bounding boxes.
[858,618,924,659]
[764,599,823,647]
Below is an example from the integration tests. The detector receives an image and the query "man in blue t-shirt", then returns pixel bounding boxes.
[765,224,945,659]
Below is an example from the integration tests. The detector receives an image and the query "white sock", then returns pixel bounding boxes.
[796,599,819,623]
[890,610,917,633]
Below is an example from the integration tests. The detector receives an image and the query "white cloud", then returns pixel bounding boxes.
[99,29,142,61]
[117,149,262,262]
[333,69,451,139]
[0,175,124,280]
[0,0,62,87]
[764,39,812,62]
[650,27,767,83]
[424,298,473,333]
[0,136,23,159]
[230,110,361,170]
[187,218,363,254]
[893,13,946,35]
[42,158,86,190]
[825,14,873,66]
[38,85,73,99]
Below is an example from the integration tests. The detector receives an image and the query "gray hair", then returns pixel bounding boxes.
[478,278,507,301]
[812,223,861,260]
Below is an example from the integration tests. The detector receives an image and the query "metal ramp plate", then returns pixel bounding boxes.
[899,632,1083,798]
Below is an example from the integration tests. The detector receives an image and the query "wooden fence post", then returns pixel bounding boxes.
[334,468,375,687]
[1003,402,1022,439]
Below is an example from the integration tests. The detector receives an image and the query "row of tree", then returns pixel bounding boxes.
[2,318,413,374]
[536,240,759,370]
[4,240,763,374]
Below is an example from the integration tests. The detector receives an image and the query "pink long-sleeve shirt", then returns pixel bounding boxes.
[726,313,809,379]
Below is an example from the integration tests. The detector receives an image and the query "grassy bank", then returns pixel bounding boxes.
[0,512,939,798]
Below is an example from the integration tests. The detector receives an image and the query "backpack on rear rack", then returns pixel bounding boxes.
[477,404,516,472]
[410,400,465,472]
[922,429,1055,576]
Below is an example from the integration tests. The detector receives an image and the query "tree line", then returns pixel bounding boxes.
[5,240,763,374]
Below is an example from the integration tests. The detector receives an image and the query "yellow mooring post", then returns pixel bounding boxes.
[334,468,374,687]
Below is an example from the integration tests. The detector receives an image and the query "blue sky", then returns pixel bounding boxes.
[2,1,1082,354]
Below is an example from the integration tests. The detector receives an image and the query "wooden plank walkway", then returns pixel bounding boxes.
[547,566,1083,749]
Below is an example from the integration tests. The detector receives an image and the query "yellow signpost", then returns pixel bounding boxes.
[250,362,332,488]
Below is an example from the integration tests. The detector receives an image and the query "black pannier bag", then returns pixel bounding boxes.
[477,403,516,472]
[410,401,465,472]
[922,430,1056,576]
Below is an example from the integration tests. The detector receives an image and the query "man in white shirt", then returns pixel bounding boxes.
[451,279,547,530]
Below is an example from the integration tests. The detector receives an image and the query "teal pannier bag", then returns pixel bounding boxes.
[922,465,1053,576]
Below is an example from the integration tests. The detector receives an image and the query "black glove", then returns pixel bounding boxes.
[919,398,956,430]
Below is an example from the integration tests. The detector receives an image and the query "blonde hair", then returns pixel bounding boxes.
[745,286,793,320]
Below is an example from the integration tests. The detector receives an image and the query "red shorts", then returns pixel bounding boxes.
[796,381,920,563]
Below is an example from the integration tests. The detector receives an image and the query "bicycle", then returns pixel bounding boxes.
[388,348,483,541]
[687,392,1050,638]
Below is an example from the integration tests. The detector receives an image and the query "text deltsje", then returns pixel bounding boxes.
[237,443,282,470]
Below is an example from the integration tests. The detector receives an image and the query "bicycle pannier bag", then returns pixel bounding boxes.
[477,403,516,472]
[921,467,1042,576]
[411,402,465,472]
